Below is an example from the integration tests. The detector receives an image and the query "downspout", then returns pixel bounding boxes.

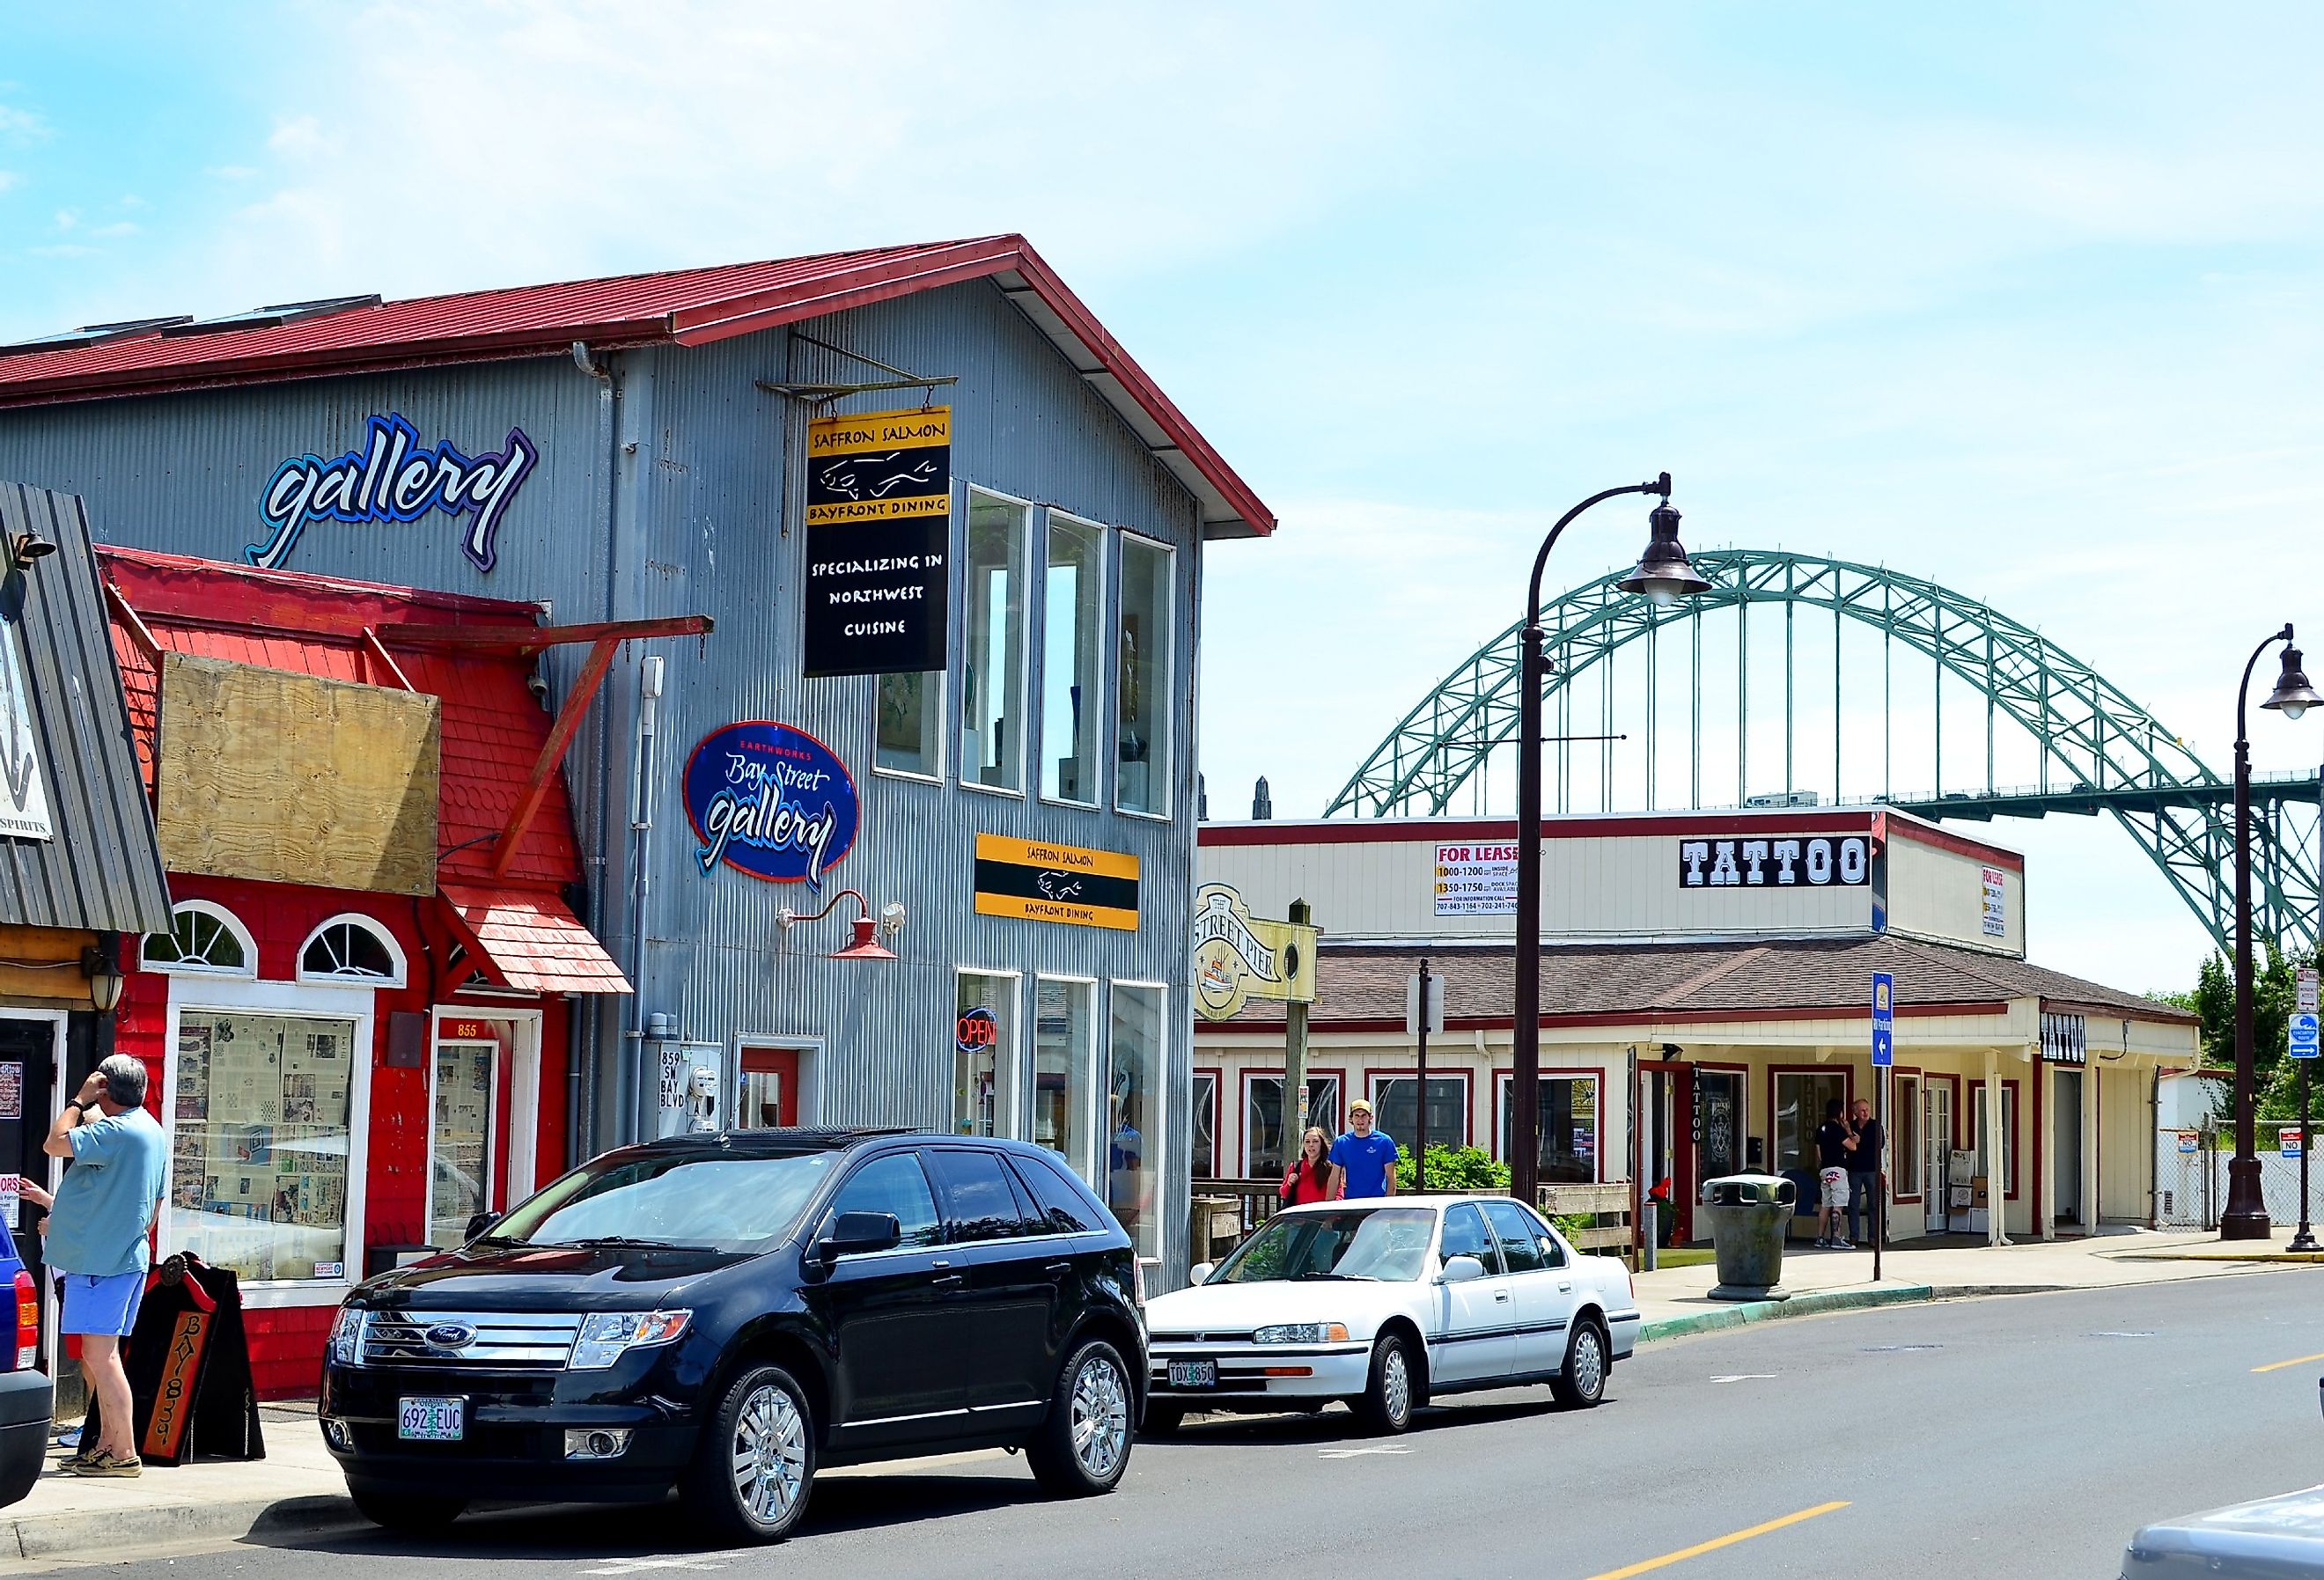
[570,342,617,1164]
[626,655,664,1125]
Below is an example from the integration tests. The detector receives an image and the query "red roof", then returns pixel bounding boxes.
[0,235,1273,540]
[101,546,629,995]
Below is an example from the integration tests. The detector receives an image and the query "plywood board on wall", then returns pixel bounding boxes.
[155,653,440,896]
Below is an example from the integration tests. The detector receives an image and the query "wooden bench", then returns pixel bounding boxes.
[1537,1182,1638,1258]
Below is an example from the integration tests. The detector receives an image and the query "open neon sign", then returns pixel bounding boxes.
[246,413,538,573]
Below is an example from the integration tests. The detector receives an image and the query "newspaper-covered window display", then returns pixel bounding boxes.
[172,1011,355,1282]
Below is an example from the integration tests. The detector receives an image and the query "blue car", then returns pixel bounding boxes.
[0,1217,48,1505]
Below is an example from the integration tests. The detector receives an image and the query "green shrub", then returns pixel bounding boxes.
[1551,1211,1595,1242]
[1393,1143,1510,1194]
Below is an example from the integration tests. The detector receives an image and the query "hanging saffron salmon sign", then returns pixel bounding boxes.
[801,406,951,679]
[244,413,539,573]
[683,722,860,891]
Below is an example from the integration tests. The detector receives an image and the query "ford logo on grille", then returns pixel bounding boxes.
[424,1322,478,1349]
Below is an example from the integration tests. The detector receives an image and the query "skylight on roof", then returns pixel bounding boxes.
[159,294,383,338]
[0,315,194,357]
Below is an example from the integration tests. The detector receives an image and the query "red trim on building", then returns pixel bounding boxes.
[1201,810,1884,848]
[1290,1000,2016,1035]
[1885,812,2027,875]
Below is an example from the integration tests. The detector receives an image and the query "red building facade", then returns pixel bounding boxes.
[100,549,628,1397]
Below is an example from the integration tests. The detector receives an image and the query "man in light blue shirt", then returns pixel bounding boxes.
[1329,1099,1402,1198]
[38,1055,167,1477]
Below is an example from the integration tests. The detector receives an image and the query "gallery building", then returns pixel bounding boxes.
[0,235,1269,1304]
[1194,807,2198,1245]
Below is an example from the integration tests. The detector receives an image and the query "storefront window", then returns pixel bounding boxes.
[1972,1083,2018,1194]
[1114,533,1173,816]
[1041,514,1104,805]
[1498,1075,1599,1183]
[171,1010,357,1282]
[1245,1075,1342,1176]
[143,903,253,975]
[1033,977,1094,1175]
[876,671,941,777]
[955,970,1019,1137]
[1106,984,1165,1260]
[1374,1076,1468,1153]
[1894,1075,1923,1194]
[1774,1069,1850,1175]
[1190,1073,1217,1178]
[961,492,1027,792]
[430,1037,493,1248]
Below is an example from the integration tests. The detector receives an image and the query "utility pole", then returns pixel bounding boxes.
[1416,958,1433,1191]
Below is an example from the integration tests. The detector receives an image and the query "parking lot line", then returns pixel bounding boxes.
[1578,1501,1850,1580]
[2250,1351,2324,1374]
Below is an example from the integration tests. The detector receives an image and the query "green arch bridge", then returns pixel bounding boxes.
[1325,548,2321,956]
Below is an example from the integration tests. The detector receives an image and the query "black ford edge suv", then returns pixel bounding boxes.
[320,1129,1146,1544]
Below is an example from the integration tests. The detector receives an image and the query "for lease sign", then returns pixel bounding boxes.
[1436,841,1519,916]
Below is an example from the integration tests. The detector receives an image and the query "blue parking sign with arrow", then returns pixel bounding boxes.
[1872,971,1894,1067]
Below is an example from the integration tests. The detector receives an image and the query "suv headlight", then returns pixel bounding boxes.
[328,1305,364,1367]
[570,1310,692,1371]
[1252,1322,1349,1345]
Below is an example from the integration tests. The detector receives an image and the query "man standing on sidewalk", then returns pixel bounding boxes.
[1847,1096,1883,1248]
[40,1056,168,1478]
[1814,1098,1855,1249]
[1329,1099,1401,1198]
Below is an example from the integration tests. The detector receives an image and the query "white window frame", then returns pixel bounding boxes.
[1894,1072,1923,1202]
[425,1006,545,1246]
[1189,1069,1220,1180]
[141,900,259,979]
[1037,508,1109,811]
[1369,1069,1474,1151]
[1032,973,1099,1181]
[1239,1070,1345,1177]
[957,485,1033,801]
[1105,979,1170,1268]
[1112,528,1176,822]
[870,481,954,787]
[295,912,408,988]
[162,976,376,1307]
[727,1033,826,1129]
[1493,1071,1603,1182]
[952,967,1022,1138]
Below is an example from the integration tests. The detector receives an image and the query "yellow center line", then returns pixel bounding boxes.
[1581,1502,1851,1580]
[2251,1351,2324,1374]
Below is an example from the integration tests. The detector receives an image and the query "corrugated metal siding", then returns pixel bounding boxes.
[0,276,1211,1275]
[0,484,171,933]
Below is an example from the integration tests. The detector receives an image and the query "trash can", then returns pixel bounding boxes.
[1699,1172,1797,1302]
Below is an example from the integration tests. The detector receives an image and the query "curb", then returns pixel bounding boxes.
[2,1490,363,1564]
[1637,1282,1934,1343]
[2105,1251,2324,1265]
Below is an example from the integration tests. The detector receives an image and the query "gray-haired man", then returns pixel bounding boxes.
[34,1056,167,1477]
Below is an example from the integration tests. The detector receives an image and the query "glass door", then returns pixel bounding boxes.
[430,1038,496,1249]
[736,1046,801,1129]
[1923,1077,1954,1232]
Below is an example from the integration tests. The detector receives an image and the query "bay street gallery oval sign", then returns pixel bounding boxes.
[684,722,859,890]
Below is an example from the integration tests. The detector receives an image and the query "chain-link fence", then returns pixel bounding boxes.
[2156,1126,2320,1227]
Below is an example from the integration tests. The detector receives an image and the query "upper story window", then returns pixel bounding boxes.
[1041,512,1106,806]
[142,901,256,977]
[298,915,406,987]
[960,491,1028,794]
[1114,533,1175,817]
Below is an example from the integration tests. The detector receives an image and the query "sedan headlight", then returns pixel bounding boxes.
[328,1305,363,1366]
[1252,1322,1349,1344]
[570,1310,692,1371]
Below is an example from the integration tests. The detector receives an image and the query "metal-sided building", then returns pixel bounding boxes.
[0,235,1271,1297]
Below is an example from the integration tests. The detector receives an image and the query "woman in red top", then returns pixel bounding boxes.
[1280,1127,1337,1206]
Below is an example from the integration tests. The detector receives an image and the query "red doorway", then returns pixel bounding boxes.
[737,1047,801,1128]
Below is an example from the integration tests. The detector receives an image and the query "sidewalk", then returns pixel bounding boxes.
[1629,1224,2318,1341]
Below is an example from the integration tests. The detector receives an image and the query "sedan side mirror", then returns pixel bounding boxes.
[816,1210,901,1264]
[1438,1253,1488,1283]
[1188,1261,1215,1286]
[466,1210,504,1243]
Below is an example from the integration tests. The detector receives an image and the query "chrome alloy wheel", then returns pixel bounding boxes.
[731,1382,808,1526]
[1380,1343,1412,1423]
[1570,1327,1606,1400]
[1069,1353,1129,1479]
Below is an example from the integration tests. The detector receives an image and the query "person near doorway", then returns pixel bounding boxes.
[40,1056,168,1478]
[1329,1099,1401,1199]
[1279,1127,1338,1207]
[1847,1097,1883,1246]
[1814,1098,1855,1249]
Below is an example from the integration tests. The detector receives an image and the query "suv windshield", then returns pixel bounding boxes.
[489,1150,839,1253]
[1210,1207,1435,1284]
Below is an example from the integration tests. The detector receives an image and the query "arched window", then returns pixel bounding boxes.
[141,902,256,977]
[297,915,406,987]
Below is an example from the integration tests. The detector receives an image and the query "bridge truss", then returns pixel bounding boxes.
[1326,548,2321,955]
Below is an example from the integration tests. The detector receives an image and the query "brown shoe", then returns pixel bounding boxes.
[63,1451,140,1477]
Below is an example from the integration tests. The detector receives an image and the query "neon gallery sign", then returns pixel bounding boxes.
[245,413,538,573]
[1678,834,1871,889]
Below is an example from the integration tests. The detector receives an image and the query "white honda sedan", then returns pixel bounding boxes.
[1143,1194,1641,1435]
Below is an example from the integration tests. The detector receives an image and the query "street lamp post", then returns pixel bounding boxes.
[1511,475,1709,1207]
[2295,768,2324,1256]
[2221,626,2320,1241]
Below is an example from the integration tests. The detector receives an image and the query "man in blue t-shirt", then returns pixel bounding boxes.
[1329,1099,1401,1198]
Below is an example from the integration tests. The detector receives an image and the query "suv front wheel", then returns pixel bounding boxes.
[1026,1338,1133,1495]
[682,1362,817,1543]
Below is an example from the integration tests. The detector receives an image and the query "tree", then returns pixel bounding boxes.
[2158,946,2317,1125]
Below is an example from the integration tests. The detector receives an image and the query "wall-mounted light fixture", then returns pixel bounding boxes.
[81,936,123,1013]
[777,888,899,962]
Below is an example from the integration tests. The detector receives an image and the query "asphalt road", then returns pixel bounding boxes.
[35,1271,2324,1580]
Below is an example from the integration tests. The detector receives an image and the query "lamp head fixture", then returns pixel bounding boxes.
[828,915,899,961]
[1615,499,1711,608]
[10,530,55,568]
[2263,639,2321,722]
[80,938,123,1014]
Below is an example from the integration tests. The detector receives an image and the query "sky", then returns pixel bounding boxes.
[4,3,2322,993]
